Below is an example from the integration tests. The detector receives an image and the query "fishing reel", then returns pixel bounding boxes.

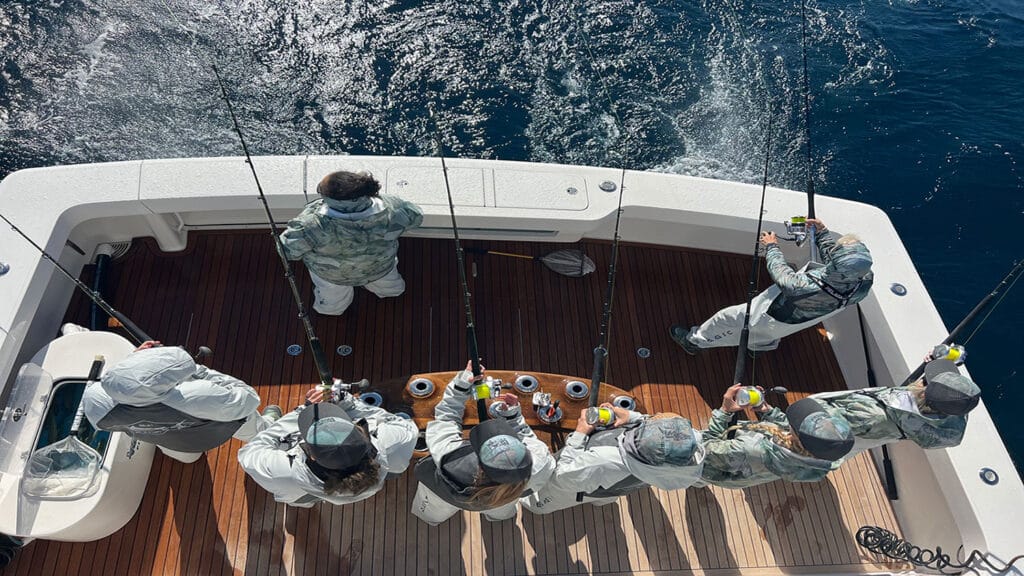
[780,216,809,246]
[324,378,371,402]
[532,392,563,424]
[473,376,510,401]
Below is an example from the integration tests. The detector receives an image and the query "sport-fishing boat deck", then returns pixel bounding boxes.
[1,155,1022,575]
[3,232,902,575]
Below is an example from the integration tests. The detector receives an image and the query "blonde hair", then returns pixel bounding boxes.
[725,421,813,457]
[836,234,862,246]
[907,380,937,414]
[466,470,529,508]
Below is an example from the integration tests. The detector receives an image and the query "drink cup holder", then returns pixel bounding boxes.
[612,395,636,411]
[514,374,539,393]
[408,378,435,398]
[565,380,589,400]
[359,391,384,407]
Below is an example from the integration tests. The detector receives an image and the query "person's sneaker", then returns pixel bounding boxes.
[263,405,283,422]
[669,324,701,355]
[61,323,90,336]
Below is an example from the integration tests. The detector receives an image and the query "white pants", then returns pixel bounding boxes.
[308,262,406,315]
[157,411,271,463]
[688,286,838,351]
[521,488,616,515]
[411,483,518,525]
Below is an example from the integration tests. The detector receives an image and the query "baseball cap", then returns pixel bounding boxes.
[297,402,371,472]
[785,398,854,461]
[469,419,533,484]
[924,359,981,416]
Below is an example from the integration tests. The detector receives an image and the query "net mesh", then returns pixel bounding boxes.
[23,436,102,499]
[539,250,596,277]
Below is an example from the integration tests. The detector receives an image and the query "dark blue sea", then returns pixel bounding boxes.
[1,1,1022,475]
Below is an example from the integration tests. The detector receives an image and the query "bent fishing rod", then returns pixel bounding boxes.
[211,67,334,391]
[430,110,488,421]
[0,213,154,346]
[900,258,1024,386]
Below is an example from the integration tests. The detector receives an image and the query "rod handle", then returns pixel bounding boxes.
[882,445,899,500]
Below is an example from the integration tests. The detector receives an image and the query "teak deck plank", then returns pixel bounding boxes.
[3,231,905,576]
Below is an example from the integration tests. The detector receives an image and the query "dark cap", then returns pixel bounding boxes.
[924,359,981,416]
[297,402,371,472]
[785,398,854,461]
[628,417,697,466]
[469,419,533,484]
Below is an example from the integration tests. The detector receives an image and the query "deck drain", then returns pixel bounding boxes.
[637,347,651,358]
[890,283,908,296]
[337,345,353,356]
[286,344,302,356]
[980,467,999,485]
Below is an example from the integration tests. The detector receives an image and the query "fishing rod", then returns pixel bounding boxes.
[900,258,1024,387]
[733,104,774,389]
[799,0,818,262]
[724,101,774,438]
[587,164,627,409]
[0,213,153,345]
[211,66,334,391]
[856,305,898,500]
[430,110,487,422]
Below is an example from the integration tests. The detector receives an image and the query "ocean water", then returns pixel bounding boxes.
[1,1,1021,475]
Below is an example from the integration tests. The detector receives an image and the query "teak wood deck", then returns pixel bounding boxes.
[3,232,904,576]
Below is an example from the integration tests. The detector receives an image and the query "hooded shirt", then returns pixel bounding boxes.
[236,395,418,507]
[279,195,424,285]
[699,408,837,489]
[764,228,874,324]
[418,371,554,511]
[812,386,968,455]
[82,347,260,452]
[522,413,705,514]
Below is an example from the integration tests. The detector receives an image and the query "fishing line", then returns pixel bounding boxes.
[573,14,629,408]
[798,0,819,261]
[961,261,1023,346]
[0,213,153,346]
[157,0,334,389]
[900,259,1024,386]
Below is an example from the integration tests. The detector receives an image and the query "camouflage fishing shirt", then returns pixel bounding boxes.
[279,195,423,285]
[764,228,874,324]
[700,407,836,489]
[813,386,967,450]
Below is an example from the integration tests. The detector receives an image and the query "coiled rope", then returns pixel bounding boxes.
[856,525,1024,575]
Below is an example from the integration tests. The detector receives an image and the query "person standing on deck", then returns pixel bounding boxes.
[521,404,704,515]
[671,218,873,353]
[82,341,278,463]
[278,170,423,316]
[810,357,981,458]
[699,385,854,489]
[411,361,554,525]
[237,386,418,507]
